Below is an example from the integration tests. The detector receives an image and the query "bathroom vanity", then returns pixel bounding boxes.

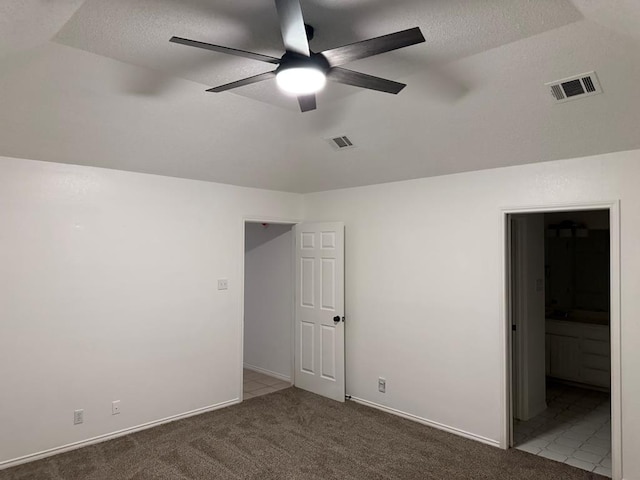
[545,316,610,389]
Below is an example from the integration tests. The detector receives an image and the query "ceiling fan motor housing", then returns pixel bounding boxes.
[277,51,330,75]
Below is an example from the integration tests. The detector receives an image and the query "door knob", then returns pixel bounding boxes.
[333,316,340,323]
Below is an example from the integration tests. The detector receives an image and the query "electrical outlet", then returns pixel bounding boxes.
[112,400,121,415]
[217,279,228,290]
[74,409,84,425]
[378,378,386,393]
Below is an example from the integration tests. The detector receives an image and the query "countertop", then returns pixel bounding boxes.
[546,310,610,326]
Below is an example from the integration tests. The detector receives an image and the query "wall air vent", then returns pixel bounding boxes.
[545,71,603,104]
[327,135,356,151]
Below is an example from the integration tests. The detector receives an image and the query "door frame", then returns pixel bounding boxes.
[239,215,300,402]
[500,201,621,479]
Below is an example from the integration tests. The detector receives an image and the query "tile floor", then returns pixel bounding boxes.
[514,382,611,477]
[243,369,291,399]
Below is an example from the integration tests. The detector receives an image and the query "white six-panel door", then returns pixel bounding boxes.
[294,222,345,402]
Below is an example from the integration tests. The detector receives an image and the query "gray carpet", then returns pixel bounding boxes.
[0,388,606,479]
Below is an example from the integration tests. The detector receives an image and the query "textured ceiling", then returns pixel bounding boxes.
[53,0,583,108]
[1,1,640,192]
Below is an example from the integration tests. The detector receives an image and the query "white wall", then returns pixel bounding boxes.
[0,156,302,466]
[302,149,640,479]
[244,223,293,380]
[3,150,640,478]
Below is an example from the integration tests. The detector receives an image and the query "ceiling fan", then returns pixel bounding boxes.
[170,0,425,112]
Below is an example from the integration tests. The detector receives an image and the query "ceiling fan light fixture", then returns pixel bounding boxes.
[276,66,326,95]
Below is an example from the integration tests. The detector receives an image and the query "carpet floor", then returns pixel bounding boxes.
[1,388,606,480]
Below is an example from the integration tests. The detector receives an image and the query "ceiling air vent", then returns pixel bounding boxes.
[327,135,356,151]
[545,71,602,104]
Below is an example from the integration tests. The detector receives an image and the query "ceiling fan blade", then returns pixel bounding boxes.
[206,71,277,93]
[321,27,425,67]
[170,37,280,65]
[297,94,316,112]
[274,0,310,56]
[328,68,406,94]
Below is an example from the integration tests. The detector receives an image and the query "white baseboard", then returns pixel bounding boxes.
[0,398,240,471]
[243,363,291,383]
[348,396,501,448]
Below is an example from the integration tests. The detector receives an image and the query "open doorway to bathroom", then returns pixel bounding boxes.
[242,221,295,399]
[508,209,612,477]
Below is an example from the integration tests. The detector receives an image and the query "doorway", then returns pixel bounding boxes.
[242,221,295,399]
[240,219,347,403]
[504,203,621,479]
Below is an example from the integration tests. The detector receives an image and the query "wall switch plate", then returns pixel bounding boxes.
[378,378,386,393]
[74,409,84,425]
[217,279,228,290]
[112,400,121,415]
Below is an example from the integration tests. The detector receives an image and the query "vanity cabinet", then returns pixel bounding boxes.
[545,319,610,388]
